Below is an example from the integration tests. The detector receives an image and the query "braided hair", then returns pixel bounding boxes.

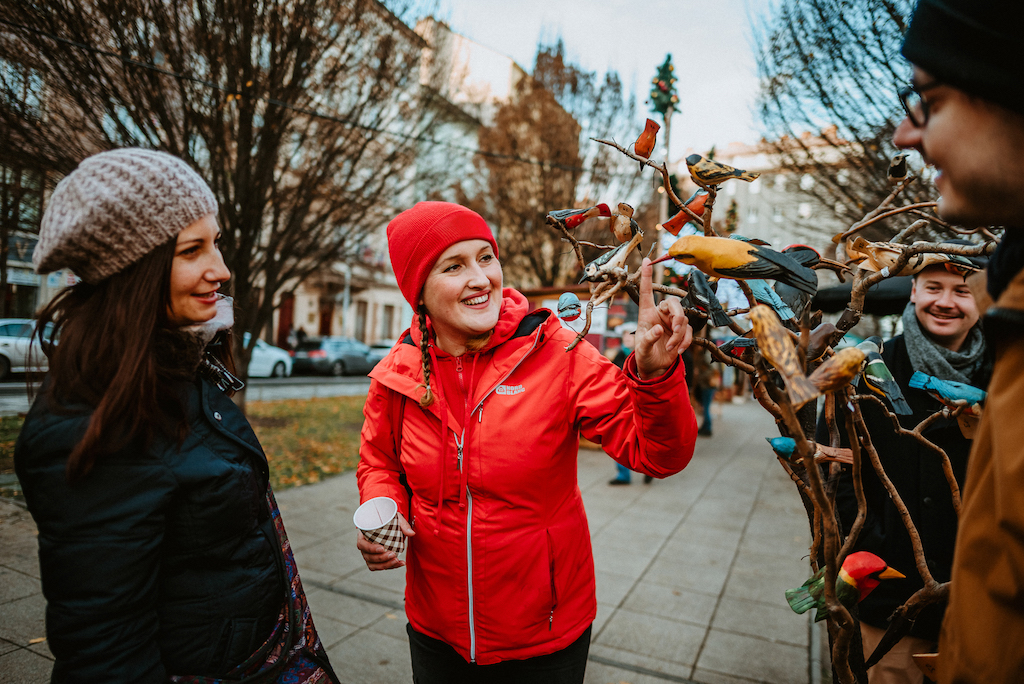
[417,305,435,408]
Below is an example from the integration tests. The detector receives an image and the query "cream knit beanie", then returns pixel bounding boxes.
[34,148,218,284]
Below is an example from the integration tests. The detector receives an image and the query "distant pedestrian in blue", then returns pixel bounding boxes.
[609,323,652,484]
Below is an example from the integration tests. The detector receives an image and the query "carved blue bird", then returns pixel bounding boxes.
[908,371,986,414]
[767,436,797,461]
[747,279,796,320]
[557,292,581,322]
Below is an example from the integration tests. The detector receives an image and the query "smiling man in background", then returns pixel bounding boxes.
[893,0,1024,681]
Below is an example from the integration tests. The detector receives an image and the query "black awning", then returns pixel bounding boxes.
[811,276,912,315]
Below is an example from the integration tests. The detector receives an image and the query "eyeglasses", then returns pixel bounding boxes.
[898,81,942,127]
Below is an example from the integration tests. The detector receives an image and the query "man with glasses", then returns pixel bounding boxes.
[893,1,1024,682]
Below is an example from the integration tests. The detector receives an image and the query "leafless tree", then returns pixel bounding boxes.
[0,0,445,402]
[753,0,941,241]
[474,40,646,289]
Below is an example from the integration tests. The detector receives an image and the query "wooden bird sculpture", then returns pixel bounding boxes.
[908,371,986,416]
[610,203,641,243]
[686,154,760,186]
[652,235,818,295]
[808,347,866,394]
[662,189,709,236]
[888,152,909,185]
[749,304,820,409]
[634,118,660,172]
[786,551,905,622]
[774,281,813,322]
[557,292,581,322]
[580,231,645,283]
[684,269,732,328]
[720,336,757,357]
[766,437,854,465]
[806,322,838,362]
[747,279,796,320]
[846,237,976,277]
[546,203,611,231]
[861,350,913,415]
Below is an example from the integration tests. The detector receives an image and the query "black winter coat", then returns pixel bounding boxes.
[15,377,284,682]
[815,334,980,642]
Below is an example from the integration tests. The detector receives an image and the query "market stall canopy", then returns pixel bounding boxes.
[811,276,913,316]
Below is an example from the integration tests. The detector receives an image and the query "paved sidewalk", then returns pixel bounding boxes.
[0,400,827,683]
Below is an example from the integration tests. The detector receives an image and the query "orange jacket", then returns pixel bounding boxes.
[357,289,697,665]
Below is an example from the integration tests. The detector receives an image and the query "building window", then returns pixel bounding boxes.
[800,173,815,191]
[774,174,786,191]
[747,207,759,223]
[773,206,784,223]
[798,202,812,219]
[355,300,368,343]
[382,305,395,340]
[749,178,761,194]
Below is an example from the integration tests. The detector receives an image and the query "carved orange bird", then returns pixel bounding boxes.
[610,203,640,243]
[749,304,820,409]
[662,189,709,236]
[808,347,866,394]
[634,119,660,171]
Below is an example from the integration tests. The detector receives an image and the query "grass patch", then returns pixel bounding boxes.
[248,396,367,490]
[0,397,366,498]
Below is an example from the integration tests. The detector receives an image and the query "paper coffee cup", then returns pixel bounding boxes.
[353,496,406,554]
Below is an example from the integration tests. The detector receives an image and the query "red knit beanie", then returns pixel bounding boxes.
[387,202,498,308]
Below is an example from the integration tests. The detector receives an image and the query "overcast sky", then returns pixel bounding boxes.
[433,0,762,161]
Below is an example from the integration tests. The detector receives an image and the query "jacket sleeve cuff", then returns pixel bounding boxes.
[624,352,682,384]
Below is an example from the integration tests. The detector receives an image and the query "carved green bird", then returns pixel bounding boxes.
[786,551,905,622]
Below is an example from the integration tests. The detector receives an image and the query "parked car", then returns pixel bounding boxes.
[290,336,376,376]
[368,338,398,366]
[0,318,51,380]
[243,333,292,378]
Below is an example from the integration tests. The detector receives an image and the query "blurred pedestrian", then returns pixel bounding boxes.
[893,1,1024,681]
[692,342,718,437]
[357,202,698,683]
[609,323,651,484]
[15,149,338,682]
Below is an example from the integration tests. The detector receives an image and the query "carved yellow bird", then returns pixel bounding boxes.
[749,305,820,409]
[808,347,867,394]
[651,234,817,295]
[686,154,760,186]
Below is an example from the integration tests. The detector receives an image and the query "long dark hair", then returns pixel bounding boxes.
[35,237,234,480]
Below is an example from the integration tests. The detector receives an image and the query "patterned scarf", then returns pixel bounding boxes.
[901,302,988,385]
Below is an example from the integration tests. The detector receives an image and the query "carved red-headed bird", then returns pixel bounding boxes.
[686,154,760,186]
[808,347,866,394]
[749,304,820,409]
[786,551,905,622]
[610,203,641,243]
[634,118,660,172]
[662,189,710,236]
[546,203,611,231]
[651,235,818,295]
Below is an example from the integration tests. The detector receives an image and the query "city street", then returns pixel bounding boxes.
[0,400,829,684]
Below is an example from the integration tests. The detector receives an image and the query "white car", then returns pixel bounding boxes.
[243,333,292,378]
[0,318,51,380]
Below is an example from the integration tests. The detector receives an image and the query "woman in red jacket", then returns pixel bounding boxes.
[357,202,698,683]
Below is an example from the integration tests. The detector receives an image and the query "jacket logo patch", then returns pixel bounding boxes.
[495,383,525,396]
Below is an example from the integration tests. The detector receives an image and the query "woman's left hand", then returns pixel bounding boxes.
[634,257,693,380]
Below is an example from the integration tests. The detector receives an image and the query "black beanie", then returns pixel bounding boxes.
[902,0,1024,117]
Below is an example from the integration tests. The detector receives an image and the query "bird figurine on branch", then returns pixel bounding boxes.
[633,119,660,172]
[786,551,905,622]
[546,204,612,231]
[888,152,909,185]
[766,437,854,466]
[662,189,709,236]
[652,235,818,295]
[856,338,913,415]
[686,154,760,186]
[557,292,582,322]
[610,203,640,243]
[749,304,820,409]
[683,270,732,328]
[908,371,986,416]
[846,237,978,277]
[580,231,645,283]
[808,347,866,394]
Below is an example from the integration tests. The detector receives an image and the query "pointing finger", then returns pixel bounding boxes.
[639,257,655,314]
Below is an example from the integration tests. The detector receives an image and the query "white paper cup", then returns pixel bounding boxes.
[354,496,406,554]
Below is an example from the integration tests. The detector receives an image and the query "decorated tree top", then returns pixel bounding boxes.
[649,54,678,116]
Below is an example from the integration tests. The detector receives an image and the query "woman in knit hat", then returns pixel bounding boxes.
[15,148,339,683]
[357,201,699,682]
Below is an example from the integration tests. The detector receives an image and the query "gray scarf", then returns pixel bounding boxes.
[901,302,987,385]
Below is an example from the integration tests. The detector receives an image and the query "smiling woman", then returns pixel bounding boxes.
[356,201,700,683]
[14,148,339,683]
